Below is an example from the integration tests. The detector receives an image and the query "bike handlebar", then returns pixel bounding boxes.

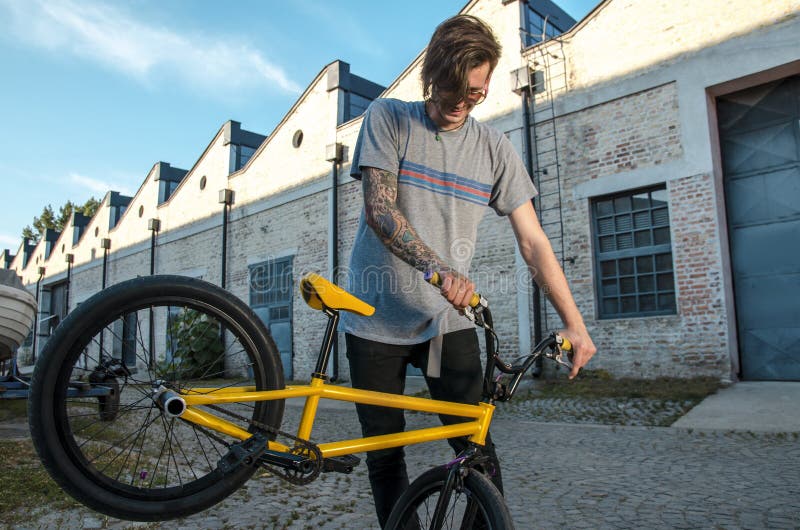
[423,270,574,386]
[423,271,483,308]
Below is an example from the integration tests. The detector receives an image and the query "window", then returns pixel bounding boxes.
[592,186,676,318]
[73,224,84,245]
[292,130,304,148]
[158,180,180,204]
[250,258,293,308]
[109,204,127,229]
[347,93,373,121]
[233,145,256,171]
[524,6,563,47]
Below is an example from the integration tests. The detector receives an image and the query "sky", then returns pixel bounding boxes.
[0,0,598,253]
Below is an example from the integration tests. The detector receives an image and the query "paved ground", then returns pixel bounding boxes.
[673,381,800,432]
[6,383,799,530]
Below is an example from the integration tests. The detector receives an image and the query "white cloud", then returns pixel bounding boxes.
[70,172,133,197]
[0,0,302,95]
[0,233,20,247]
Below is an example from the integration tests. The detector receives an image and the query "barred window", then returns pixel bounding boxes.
[592,186,676,318]
[250,258,293,307]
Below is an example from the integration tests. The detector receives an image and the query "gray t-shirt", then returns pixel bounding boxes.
[341,98,537,344]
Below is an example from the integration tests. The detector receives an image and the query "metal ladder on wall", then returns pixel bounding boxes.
[523,33,572,330]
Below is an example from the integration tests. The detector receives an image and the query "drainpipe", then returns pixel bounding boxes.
[218,190,234,354]
[148,219,160,276]
[32,266,45,364]
[65,253,74,313]
[148,219,160,369]
[326,143,343,381]
[521,88,544,372]
[218,190,234,289]
[64,253,75,366]
[99,238,111,363]
[101,238,111,289]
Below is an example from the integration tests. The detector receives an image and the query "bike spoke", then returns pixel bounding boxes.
[72,395,153,446]
[129,405,156,487]
[191,423,221,470]
[116,404,156,483]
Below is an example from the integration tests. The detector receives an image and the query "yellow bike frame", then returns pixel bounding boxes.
[175,274,496,463]
[179,378,495,459]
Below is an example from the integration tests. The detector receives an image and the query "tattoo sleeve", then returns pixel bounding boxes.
[362,167,449,274]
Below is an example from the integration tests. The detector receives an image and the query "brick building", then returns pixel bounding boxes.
[4,0,799,382]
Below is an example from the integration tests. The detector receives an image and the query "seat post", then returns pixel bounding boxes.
[312,307,339,379]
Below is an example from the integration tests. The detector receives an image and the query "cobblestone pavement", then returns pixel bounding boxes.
[496,396,695,427]
[8,398,800,530]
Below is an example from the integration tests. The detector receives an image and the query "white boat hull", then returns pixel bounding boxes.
[0,284,37,358]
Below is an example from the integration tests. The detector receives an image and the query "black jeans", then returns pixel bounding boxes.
[346,329,502,528]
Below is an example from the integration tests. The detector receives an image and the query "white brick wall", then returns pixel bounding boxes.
[11,0,800,382]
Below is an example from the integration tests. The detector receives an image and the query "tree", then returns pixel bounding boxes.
[22,197,100,243]
[20,196,102,242]
[32,205,57,236]
[57,201,76,231]
[80,197,101,218]
[22,225,38,243]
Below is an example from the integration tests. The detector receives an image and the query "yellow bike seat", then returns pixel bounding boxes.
[300,273,375,316]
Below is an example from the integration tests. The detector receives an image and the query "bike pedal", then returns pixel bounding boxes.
[218,432,270,473]
[322,454,360,474]
[258,449,315,474]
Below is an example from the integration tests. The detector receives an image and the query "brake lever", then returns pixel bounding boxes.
[546,334,574,370]
[552,348,574,370]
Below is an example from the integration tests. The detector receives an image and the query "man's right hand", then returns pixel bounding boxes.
[438,270,476,311]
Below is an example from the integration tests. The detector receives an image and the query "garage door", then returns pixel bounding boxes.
[718,75,800,380]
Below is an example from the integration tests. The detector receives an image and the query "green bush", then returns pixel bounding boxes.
[159,308,225,379]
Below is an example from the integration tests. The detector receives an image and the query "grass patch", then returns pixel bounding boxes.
[0,399,28,422]
[0,439,79,525]
[411,372,723,403]
[533,371,724,402]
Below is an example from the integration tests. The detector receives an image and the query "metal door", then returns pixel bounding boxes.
[261,310,293,380]
[718,75,800,380]
[250,258,293,380]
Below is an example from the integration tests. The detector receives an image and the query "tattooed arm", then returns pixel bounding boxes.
[362,166,475,308]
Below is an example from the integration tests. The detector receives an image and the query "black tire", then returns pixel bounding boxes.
[28,275,285,521]
[386,465,514,530]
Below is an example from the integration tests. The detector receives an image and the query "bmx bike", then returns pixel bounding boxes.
[28,273,572,528]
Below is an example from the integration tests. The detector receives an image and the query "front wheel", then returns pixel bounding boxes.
[386,465,514,530]
[28,275,285,521]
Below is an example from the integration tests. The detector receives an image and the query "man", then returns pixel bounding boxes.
[341,14,596,527]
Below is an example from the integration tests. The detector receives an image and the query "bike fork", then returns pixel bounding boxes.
[432,462,482,530]
[432,464,460,530]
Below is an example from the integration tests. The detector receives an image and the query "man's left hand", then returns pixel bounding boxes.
[559,327,596,380]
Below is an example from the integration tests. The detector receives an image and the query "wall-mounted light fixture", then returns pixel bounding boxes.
[218,188,234,205]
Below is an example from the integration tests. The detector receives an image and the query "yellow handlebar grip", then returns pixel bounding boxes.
[424,271,481,308]
[558,335,573,352]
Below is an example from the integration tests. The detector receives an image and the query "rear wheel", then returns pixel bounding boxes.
[28,275,285,521]
[386,465,514,530]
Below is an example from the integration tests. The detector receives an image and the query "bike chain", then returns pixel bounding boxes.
[203,403,323,485]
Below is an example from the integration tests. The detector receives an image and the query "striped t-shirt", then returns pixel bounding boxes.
[341,98,537,345]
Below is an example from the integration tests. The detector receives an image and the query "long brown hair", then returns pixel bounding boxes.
[421,15,502,103]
